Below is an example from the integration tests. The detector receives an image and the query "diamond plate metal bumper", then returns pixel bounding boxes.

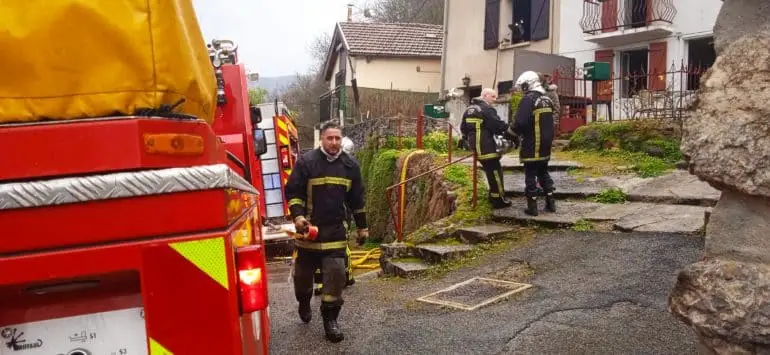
[0,164,256,210]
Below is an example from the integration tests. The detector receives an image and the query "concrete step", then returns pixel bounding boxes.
[502,171,616,200]
[491,200,708,235]
[415,244,473,263]
[457,224,518,244]
[381,258,430,278]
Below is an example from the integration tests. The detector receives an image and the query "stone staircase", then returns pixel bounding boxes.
[379,224,517,278]
[486,155,720,234]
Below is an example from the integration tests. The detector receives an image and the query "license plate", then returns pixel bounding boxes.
[0,307,147,355]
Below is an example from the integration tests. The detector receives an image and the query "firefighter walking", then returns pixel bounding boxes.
[461,88,519,209]
[313,135,358,295]
[511,71,557,216]
[285,120,368,343]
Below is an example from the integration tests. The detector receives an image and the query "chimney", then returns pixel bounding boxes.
[347,4,353,22]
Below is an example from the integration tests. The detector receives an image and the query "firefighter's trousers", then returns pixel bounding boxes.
[523,160,555,196]
[480,157,508,205]
[314,246,353,292]
[294,245,347,305]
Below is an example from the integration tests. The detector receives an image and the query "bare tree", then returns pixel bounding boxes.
[363,0,444,25]
[277,33,333,148]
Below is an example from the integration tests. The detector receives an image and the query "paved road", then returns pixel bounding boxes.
[267,232,702,355]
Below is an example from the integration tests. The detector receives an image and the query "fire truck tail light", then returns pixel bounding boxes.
[236,245,268,313]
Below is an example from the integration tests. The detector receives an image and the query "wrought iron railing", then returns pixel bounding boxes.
[580,0,676,35]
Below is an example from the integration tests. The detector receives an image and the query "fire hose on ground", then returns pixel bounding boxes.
[270,223,381,270]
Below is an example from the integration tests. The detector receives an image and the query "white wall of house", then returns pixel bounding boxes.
[353,57,441,92]
[557,0,722,121]
[327,53,441,93]
[441,0,561,127]
[443,0,561,92]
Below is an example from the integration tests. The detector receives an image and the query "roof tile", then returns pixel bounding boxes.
[338,22,443,58]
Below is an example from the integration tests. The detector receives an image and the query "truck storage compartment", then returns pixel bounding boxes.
[0,271,146,354]
[0,0,216,124]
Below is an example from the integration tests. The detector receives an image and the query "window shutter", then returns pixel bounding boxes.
[601,0,618,33]
[530,0,550,41]
[595,50,614,101]
[648,42,668,91]
[484,0,501,50]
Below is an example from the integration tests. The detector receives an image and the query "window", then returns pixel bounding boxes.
[511,0,550,44]
[687,37,716,91]
[620,48,648,98]
[625,0,648,28]
[484,0,550,49]
[497,80,513,95]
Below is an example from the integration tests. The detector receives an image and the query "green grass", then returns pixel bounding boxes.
[572,219,595,232]
[561,120,682,178]
[591,187,628,204]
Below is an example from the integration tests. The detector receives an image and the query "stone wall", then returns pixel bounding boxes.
[343,116,443,151]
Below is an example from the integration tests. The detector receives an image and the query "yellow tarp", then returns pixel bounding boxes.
[0,0,217,124]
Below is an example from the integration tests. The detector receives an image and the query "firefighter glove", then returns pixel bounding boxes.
[294,216,309,234]
[356,228,369,245]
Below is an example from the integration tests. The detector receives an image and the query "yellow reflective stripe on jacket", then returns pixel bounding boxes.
[309,177,351,190]
[478,152,499,160]
[289,198,305,207]
[532,107,551,160]
[464,117,499,160]
[294,239,348,250]
[353,208,365,214]
[306,176,353,215]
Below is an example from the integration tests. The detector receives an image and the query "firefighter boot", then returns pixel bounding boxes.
[524,196,538,216]
[545,192,556,213]
[321,302,344,342]
[298,294,312,323]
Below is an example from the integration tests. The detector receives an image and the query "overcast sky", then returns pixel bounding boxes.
[193,0,361,77]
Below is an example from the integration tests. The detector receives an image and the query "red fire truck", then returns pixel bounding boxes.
[254,102,303,250]
[0,3,271,355]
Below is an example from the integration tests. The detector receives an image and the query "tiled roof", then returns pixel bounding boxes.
[337,22,443,58]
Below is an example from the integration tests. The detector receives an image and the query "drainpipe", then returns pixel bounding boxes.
[439,0,450,98]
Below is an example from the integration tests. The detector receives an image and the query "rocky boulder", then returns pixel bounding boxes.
[668,259,770,354]
[681,3,770,197]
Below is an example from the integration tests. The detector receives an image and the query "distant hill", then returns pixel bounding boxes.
[248,75,296,96]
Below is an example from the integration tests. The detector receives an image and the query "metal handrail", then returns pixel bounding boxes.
[384,152,477,243]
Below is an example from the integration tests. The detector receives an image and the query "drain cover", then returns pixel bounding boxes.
[417,277,532,311]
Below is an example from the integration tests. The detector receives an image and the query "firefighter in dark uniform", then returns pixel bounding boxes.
[511,70,557,216]
[313,136,357,296]
[285,120,368,343]
[461,88,519,209]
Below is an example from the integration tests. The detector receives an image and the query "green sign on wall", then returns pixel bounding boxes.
[583,61,611,81]
[424,104,449,119]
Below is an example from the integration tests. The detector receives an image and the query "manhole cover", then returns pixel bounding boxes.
[416,277,532,311]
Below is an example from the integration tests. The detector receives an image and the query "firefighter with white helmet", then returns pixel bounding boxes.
[341,136,355,154]
[512,70,557,216]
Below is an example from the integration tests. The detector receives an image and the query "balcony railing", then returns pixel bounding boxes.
[580,0,676,35]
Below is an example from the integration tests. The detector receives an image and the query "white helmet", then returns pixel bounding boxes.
[341,136,355,154]
[515,70,544,94]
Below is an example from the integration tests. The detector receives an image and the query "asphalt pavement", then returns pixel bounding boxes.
[267,231,702,355]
